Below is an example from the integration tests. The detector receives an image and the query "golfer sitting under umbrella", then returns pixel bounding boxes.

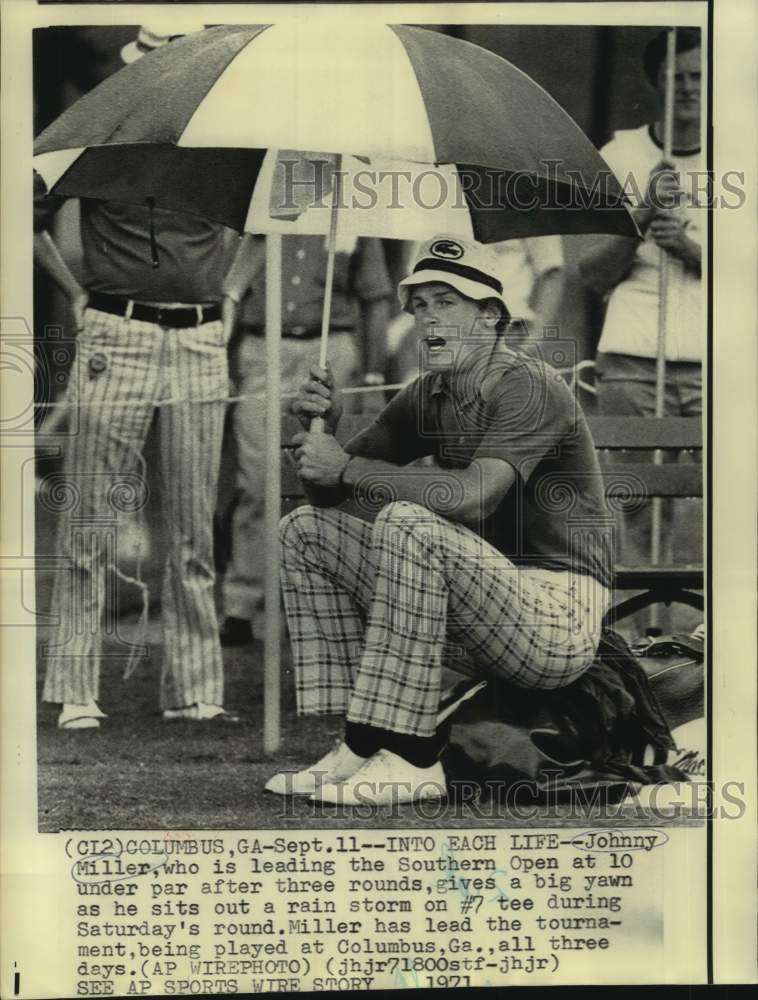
[266,235,614,804]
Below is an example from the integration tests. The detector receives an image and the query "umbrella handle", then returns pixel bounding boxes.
[309,153,343,436]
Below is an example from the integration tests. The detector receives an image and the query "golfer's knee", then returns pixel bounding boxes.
[279,504,319,547]
[372,500,436,557]
[279,504,350,552]
[375,500,430,530]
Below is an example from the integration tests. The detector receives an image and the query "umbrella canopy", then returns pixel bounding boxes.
[34,22,637,241]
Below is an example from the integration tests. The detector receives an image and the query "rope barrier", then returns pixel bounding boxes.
[33,361,595,416]
[33,381,409,414]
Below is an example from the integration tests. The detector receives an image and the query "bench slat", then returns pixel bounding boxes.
[282,413,702,450]
[600,464,702,498]
[614,566,703,590]
[587,416,701,450]
[282,460,702,500]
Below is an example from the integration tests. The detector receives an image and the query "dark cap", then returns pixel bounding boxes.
[643,27,701,85]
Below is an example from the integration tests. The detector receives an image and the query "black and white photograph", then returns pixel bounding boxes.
[30,12,709,830]
[1,0,755,993]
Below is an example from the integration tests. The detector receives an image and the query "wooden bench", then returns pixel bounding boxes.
[281,412,703,626]
[587,416,703,624]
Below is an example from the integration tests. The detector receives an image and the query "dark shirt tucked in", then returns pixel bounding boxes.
[34,171,236,303]
[346,344,614,589]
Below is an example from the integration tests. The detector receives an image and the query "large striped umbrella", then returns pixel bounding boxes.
[33,20,637,753]
[34,21,635,240]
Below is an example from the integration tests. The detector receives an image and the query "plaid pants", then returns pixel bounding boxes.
[41,307,228,708]
[280,501,611,738]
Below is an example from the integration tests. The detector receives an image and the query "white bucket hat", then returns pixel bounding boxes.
[120,18,205,64]
[398,236,510,320]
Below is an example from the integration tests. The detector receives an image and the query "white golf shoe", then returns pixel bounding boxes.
[264,741,367,796]
[57,700,108,730]
[311,749,447,805]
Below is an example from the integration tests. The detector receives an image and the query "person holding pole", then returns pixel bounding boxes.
[579,28,703,568]
[580,27,703,419]
[265,236,613,805]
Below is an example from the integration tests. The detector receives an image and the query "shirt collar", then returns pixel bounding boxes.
[428,339,504,405]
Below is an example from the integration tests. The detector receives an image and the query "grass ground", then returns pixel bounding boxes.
[37,607,703,833]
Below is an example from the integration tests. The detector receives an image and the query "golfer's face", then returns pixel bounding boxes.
[658,47,701,125]
[408,283,488,372]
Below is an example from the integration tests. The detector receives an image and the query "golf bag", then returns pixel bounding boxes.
[441,627,704,803]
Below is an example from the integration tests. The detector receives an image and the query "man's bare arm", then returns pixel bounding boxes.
[34,230,88,331]
[529,266,565,336]
[290,365,518,521]
[221,233,266,339]
[341,454,516,524]
[360,297,391,376]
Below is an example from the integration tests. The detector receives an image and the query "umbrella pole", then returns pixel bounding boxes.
[311,153,343,433]
[649,28,676,625]
[263,233,282,754]
[650,28,676,627]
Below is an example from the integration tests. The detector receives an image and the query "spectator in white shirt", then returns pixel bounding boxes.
[580,27,703,418]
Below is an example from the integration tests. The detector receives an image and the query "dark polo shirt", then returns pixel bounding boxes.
[345,342,614,588]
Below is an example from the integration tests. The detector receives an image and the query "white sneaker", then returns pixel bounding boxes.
[265,741,366,796]
[58,701,107,730]
[312,749,447,805]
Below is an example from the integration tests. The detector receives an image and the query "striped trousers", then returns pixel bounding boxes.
[280,502,611,738]
[41,307,228,708]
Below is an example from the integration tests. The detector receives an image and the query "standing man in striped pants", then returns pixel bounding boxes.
[35,23,239,728]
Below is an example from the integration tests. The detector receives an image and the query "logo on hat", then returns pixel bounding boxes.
[430,239,464,260]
